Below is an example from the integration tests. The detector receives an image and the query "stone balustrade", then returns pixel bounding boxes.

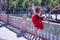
[0,14,60,40]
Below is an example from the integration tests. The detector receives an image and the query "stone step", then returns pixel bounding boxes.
[7,25,21,34]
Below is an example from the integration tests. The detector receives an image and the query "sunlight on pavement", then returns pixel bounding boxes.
[18,37,27,40]
[0,27,27,40]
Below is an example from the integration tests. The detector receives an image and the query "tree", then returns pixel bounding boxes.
[4,0,60,13]
[50,6,60,20]
[48,0,60,8]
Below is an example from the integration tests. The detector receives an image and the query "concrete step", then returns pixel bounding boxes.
[0,21,5,27]
[6,25,21,34]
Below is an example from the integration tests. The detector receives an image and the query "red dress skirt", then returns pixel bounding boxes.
[32,15,44,30]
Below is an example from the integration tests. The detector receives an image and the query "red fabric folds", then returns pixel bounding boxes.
[32,15,44,30]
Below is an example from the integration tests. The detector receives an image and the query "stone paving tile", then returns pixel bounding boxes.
[0,27,27,40]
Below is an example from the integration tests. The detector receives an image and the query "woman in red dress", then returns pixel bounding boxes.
[32,7,44,40]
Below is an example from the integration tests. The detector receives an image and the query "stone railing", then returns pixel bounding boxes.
[0,14,60,40]
[0,14,7,23]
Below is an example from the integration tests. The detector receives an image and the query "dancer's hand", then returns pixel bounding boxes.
[31,5,36,14]
[32,6,35,10]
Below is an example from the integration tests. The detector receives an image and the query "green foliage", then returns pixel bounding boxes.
[48,0,60,8]
[4,0,60,11]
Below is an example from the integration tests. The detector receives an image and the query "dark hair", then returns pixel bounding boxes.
[35,7,40,13]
